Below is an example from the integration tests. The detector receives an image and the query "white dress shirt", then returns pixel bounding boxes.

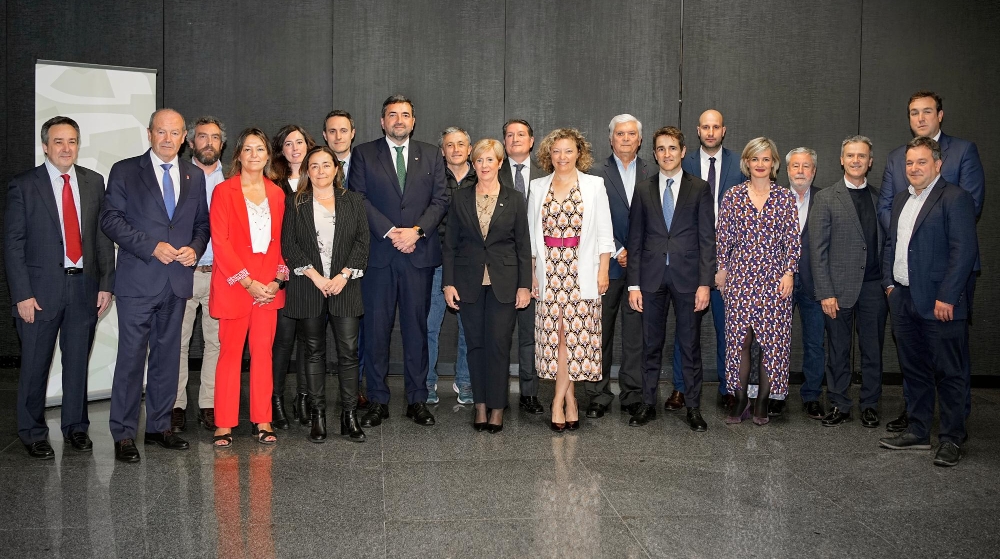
[150,150,181,205]
[196,158,225,266]
[700,147,723,225]
[613,153,638,205]
[245,197,272,254]
[385,136,409,171]
[893,175,941,286]
[507,155,531,188]
[44,159,83,268]
[792,186,811,233]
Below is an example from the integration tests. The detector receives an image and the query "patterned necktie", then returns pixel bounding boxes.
[60,174,83,263]
[394,146,406,191]
[161,163,175,219]
[663,178,674,265]
[514,163,526,198]
[708,156,717,201]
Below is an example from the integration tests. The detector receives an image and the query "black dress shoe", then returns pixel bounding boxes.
[664,390,685,411]
[272,395,290,430]
[360,403,389,427]
[25,440,55,460]
[621,402,641,416]
[171,407,186,432]
[114,439,141,463]
[886,411,908,433]
[406,402,436,426]
[821,407,851,427]
[878,433,931,450]
[144,430,190,450]
[804,401,825,420]
[860,408,880,428]
[519,396,545,414]
[686,408,708,432]
[64,431,93,452]
[718,393,736,410]
[933,441,962,467]
[198,408,217,431]
[340,410,366,442]
[585,402,606,418]
[767,399,785,417]
[628,403,656,427]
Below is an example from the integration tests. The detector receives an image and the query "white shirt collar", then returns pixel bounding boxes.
[844,177,868,190]
[612,153,637,170]
[700,147,721,164]
[908,175,941,199]
[44,159,76,183]
[385,136,410,151]
[659,167,683,185]
[150,150,179,168]
[932,130,942,142]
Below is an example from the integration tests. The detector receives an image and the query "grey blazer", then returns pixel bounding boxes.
[809,179,883,308]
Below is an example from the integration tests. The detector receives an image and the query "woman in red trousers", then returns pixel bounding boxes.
[209,127,288,446]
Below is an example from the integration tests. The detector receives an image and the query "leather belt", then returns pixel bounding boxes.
[64,267,84,275]
[196,265,213,273]
[544,236,580,248]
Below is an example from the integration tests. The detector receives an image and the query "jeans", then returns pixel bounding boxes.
[794,274,826,403]
[426,266,470,389]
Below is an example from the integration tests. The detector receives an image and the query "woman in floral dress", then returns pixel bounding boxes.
[527,129,615,431]
[715,137,800,425]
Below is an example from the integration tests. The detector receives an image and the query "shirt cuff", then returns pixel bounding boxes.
[627,285,640,291]
[277,264,289,277]
[613,247,625,258]
[227,269,249,286]
[348,268,364,279]
[383,226,396,239]
[294,264,314,276]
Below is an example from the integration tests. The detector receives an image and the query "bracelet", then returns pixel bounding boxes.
[244,280,253,290]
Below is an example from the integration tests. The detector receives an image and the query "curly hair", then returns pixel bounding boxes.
[536,128,594,173]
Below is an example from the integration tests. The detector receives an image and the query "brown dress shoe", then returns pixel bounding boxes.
[664,390,685,411]
[171,407,186,432]
[357,392,370,410]
[198,408,217,430]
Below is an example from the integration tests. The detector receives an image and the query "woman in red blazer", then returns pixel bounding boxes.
[209,128,288,446]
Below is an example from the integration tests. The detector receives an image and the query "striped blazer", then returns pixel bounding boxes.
[281,188,368,318]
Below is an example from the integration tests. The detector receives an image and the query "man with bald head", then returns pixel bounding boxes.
[673,110,747,410]
[101,108,210,463]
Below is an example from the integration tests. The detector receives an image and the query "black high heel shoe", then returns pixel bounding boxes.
[487,409,504,434]
[292,393,309,425]
[271,394,289,430]
[309,409,327,443]
[473,407,488,432]
[340,410,366,442]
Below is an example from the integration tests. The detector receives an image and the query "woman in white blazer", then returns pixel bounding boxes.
[527,128,615,431]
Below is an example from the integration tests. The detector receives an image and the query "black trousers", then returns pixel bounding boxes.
[586,276,643,407]
[272,307,306,397]
[461,285,517,410]
[640,272,704,407]
[515,297,538,397]
[823,279,887,411]
[299,311,360,411]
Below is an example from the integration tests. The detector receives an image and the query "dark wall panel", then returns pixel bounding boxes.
[0,0,10,356]
[164,1,334,150]
[861,0,1000,375]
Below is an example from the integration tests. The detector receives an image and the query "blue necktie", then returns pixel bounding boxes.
[161,163,175,219]
[663,178,674,265]
[514,163,526,198]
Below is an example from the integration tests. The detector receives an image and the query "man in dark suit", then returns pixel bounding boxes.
[878,90,985,433]
[349,94,447,427]
[674,109,747,410]
[101,108,210,463]
[810,137,887,428]
[878,137,977,467]
[585,114,653,419]
[781,147,825,420]
[4,116,115,459]
[626,127,715,431]
[498,118,545,415]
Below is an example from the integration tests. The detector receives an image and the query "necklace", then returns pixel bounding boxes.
[314,189,335,201]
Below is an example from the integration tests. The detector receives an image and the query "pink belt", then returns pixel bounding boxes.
[544,236,580,248]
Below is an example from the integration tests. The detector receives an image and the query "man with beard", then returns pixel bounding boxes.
[172,116,226,433]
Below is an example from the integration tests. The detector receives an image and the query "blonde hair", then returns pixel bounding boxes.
[536,128,594,173]
[470,138,504,162]
[740,137,781,181]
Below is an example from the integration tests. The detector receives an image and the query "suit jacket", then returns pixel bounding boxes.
[625,171,716,294]
[527,169,616,300]
[499,156,543,200]
[796,185,820,300]
[810,181,881,307]
[881,180,978,321]
[101,150,209,299]
[281,189,369,318]
[593,154,654,280]
[681,146,747,220]
[207,176,286,319]
[443,185,531,305]
[347,138,447,269]
[5,164,115,320]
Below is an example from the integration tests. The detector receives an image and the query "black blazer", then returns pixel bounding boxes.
[5,164,115,319]
[498,156,542,200]
[593,154,654,280]
[281,189,369,318]
[626,172,716,294]
[443,185,531,305]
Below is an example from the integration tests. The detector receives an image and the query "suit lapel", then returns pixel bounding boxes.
[868,186,883,247]
[604,156,629,208]
[32,165,61,227]
[404,142,422,196]
[267,183,284,244]
[673,174,695,219]
[484,187,510,244]
[719,150,736,203]
[378,140,403,198]
[648,176,665,229]
[171,162,194,221]
[833,181,865,238]
[140,152,170,218]
[231,180,252,244]
[912,183,945,234]
[77,167,97,244]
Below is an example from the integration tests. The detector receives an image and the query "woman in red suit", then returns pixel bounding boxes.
[209,128,288,446]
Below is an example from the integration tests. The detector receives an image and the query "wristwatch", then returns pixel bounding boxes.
[341,270,351,280]
[414,225,425,238]
[273,277,287,290]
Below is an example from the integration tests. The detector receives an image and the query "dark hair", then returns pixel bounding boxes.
[41,116,80,143]
[295,146,345,207]
[227,128,274,179]
[502,118,534,139]
[381,94,413,118]
[651,126,685,151]
[186,116,227,145]
[324,109,355,132]
[905,136,942,161]
[271,124,317,181]
[908,90,943,113]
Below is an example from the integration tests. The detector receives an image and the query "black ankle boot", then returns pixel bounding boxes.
[309,409,327,443]
[340,410,366,442]
[293,393,309,425]
[272,395,289,430]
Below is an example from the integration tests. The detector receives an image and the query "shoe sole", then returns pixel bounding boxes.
[878,441,931,450]
[144,441,190,451]
[861,422,879,428]
[822,421,850,427]
[933,457,960,467]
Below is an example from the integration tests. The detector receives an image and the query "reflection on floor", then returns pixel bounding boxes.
[1,371,998,558]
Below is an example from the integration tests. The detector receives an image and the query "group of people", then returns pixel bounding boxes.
[6,90,982,468]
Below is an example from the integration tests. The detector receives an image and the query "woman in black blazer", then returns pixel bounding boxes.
[443,139,532,433]
[280,146,369,443]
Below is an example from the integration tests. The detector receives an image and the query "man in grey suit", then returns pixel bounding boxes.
[5,116,116,459]
[499,118,545,414]
[810,136,887,428]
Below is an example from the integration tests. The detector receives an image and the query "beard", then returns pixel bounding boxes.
[195,146,221,166]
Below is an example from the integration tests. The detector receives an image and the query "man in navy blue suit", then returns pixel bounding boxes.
[672,109,747,411]
[101,108,210,463]
[349,94,448,427]
[878,90,984,434]
[878,137,977,467]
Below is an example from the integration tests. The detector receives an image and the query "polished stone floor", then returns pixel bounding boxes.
[1,370,998,558]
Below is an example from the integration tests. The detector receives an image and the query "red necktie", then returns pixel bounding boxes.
[61,174,83,263]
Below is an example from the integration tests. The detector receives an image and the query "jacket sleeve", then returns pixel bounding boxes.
[3,177,33,303]
[938,190,978,304]
[349,147,396,238]
[591,178,616,255]
[809,193,835,301]
[441,193,460,288]
[209,186,250,286]
[414,150,448,234]
[93,173,116,292]
[958,141,985,218]
[625,184,645,288]
[280,197,312,273]
[344,195,370,272]
[513,194,532,290]
[697,183,716,286]
[878,154,899,233]
[100,161,158,263]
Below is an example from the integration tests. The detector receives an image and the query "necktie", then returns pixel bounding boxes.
[161,163,176,219]
[708,156,717,201]
[394,146,406,191]
[663,178,674,265]
[514,163,526,198]
[342,160,350,189]
[61,174,83,263]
